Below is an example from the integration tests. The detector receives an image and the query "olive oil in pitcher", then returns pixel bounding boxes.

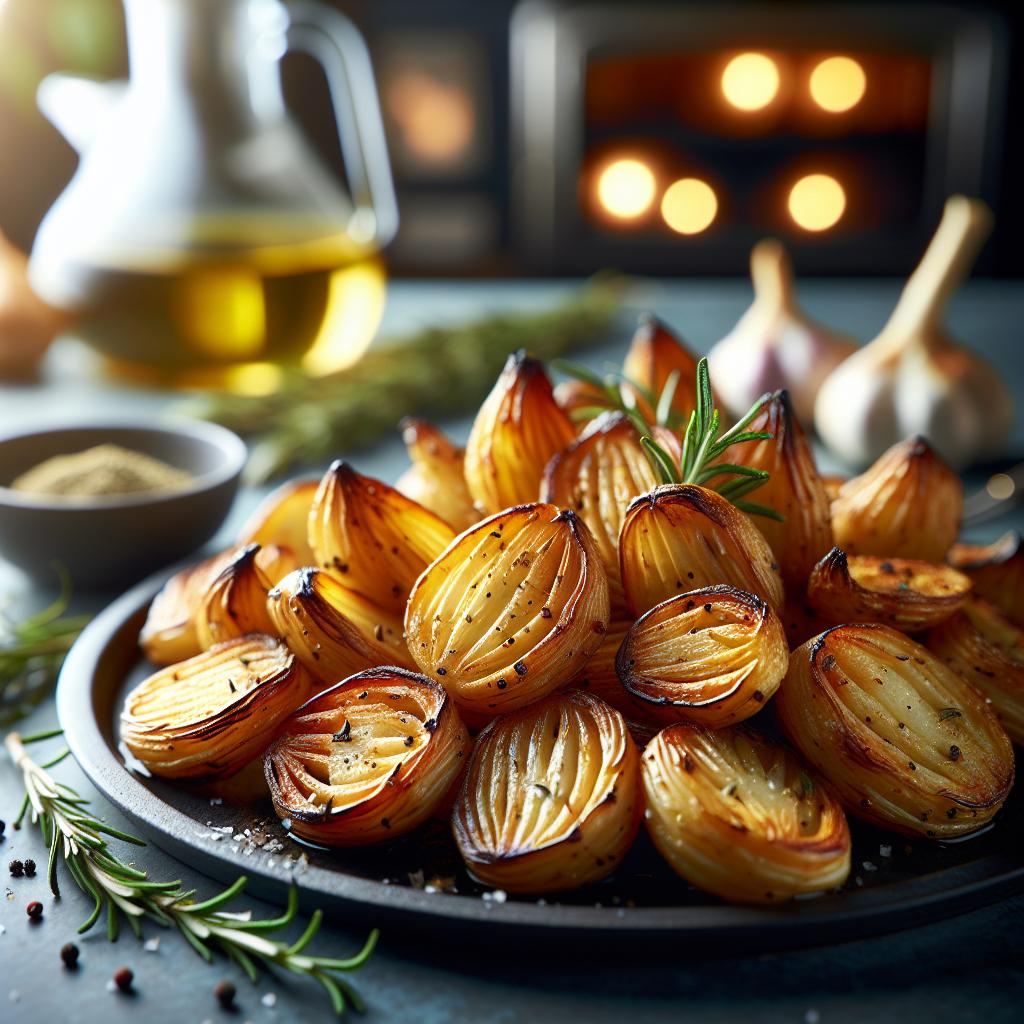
[64,224,388,387]
[29,0,398,391]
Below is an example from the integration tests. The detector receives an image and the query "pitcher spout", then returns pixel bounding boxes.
[37,73,125,154]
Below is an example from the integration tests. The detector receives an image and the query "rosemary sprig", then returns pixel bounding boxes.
[557,357,782,521]
[5,730,377,1015]
[184,276,624,483]
[1,575,89,726]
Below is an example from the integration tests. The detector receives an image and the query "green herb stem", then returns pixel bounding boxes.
[5,730,376,1015]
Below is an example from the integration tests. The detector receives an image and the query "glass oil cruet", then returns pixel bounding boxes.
[28,0,398,390]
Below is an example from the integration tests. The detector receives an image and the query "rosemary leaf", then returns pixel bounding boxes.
[0,577,89,726]
[4,731,376,1015]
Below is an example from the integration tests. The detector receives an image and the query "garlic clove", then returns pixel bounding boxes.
[621,314,702,422]
[0,229,67,379]
[947,531,1024,629]
[830,435,962,562]
[396,418,479,533]
[708,239,856,426]
[727,389,833,589]
[618,483,785,617]
[464,352,576,514]
[815,196,1012,470]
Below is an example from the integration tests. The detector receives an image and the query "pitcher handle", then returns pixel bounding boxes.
[284,2,398,245]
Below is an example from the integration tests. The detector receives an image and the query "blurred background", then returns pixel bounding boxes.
[0,0,1021,279]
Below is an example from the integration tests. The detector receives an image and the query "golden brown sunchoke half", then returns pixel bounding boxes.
[642,724,851,903]
[464,352,575,515]
[309,460,455,613]
[808,548,972,632]
[268,568,415,685]
[947,531,1024,629]
[927,598,1024,745]
[830,437,962,561]
[617,586,788,727]
[728,390,833,588]
[618,484,784,617]
[396,417,479,532]
[265,667,469,846]
[121,634,312,780]
[777,624,1014,838]
[405,504,610,724]
[452,690,641,892]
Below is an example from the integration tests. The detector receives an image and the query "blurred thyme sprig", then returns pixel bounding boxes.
[184,276,624,483]
[0,575,89,726]
[557,357,782,521]
[5,729,377,1015]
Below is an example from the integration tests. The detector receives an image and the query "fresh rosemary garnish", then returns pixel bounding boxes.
[5,729,377,1015]
[557,356,783,521]
[1,576,89,726]
[185,276,624,483]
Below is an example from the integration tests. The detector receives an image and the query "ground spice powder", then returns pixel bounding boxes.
[10,443,193,498]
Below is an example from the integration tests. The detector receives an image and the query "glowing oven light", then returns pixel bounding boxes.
[788,174,846,231]
[721,53,779,111]
[661,178,718,235]
[596,158,657,219]
[810,57,866,113]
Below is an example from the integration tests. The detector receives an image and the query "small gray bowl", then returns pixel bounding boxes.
[0,419,247,589]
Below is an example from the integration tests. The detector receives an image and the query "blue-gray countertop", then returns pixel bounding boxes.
[2,278,1023,1024]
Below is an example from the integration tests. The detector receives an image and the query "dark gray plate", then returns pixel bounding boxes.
[57,569,1024,950]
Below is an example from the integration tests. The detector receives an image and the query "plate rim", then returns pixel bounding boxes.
[57,564,1024,941]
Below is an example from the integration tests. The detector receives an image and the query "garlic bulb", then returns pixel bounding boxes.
[815,196,1013,469]
[0,229,67,379]
[708,239,856,425]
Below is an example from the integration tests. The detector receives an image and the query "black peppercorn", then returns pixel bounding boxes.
[26,900,43,920]
[9,858,24,877]
[214,979,236,1008]
[113,966,134,992]
[23,858,36,877]
[60,943,80,968]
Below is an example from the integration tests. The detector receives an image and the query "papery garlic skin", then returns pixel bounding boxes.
[709,240,856,426]
[464,352,575,515]
[618,484,784,617]
[815,196,1012,470]
[309,460,455,614]
[122,634,313,780]
[947,532,1024,629]
[927,598,1024,745]
[642,724,851,903]
[617,586,788,727]
[541,411,658,614]
[621,315,701,422]
[405,504,610,724]
[268,568,414,685]
[830,436,962,562]
[729,390,833,589]
[808,547,972,633]
[453,690,641,893]
[265,667,470,846]
[396,418,479,533]
[777,624,1014,839]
